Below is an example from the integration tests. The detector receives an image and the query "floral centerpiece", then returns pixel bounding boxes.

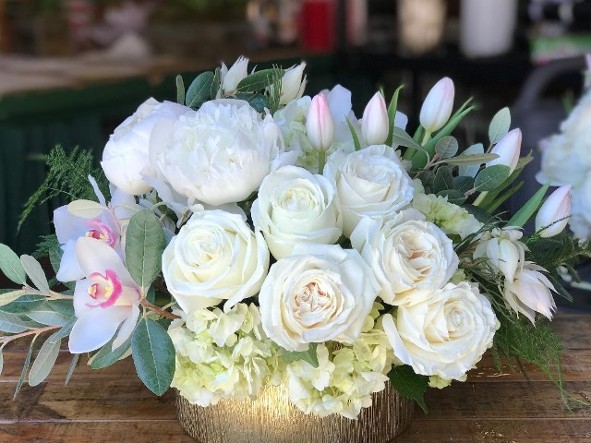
[0,56,589,441]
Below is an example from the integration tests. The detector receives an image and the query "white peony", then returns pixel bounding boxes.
[351,208,458,304]
[324,144,414,236]
[162,210,270,313]
[149,99,296,207]
[251,165,343,259]
[383,282,499,381]
[259,244,378,351]
[101,98,189,195]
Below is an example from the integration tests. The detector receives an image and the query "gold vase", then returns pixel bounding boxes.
[176,382,414,443]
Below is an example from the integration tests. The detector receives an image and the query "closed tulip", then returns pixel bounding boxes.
[535,185,571,237]
[488,128,522,174]
[306,92,335,152]
[361,92,389,145]
[419,77,455,132]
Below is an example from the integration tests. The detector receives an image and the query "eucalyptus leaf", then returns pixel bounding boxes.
[125,210,165,289]
[437,189,466,205]
[185,71,214,109]
[236,68,284,93]
[434,136,458,159]
[0,244,26,285]
[488,107,511,145]
[20,255,50,293]
[446,153,498,166]
[0,295,45,314]
[281,343,319,368]
[433,166,454,193]
[452,175,474,193]
[234,93,268,113]
[175,75,185,105]
[391,127,428,155]
[415,170,435,193]
[14,336,36,398]
[131,318,175,396]
[388,365,429,413]
[474,165,511,191]
[29,337,61,386]
[457,143,485,177]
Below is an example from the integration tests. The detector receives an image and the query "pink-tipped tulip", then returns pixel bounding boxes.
[306,93,334,151]
[535,185,571,237]
[361,92,389,145]
[488,128,522,174]
[419,77,455,132]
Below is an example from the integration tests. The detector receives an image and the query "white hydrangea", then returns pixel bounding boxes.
[286,304,394,419]
[169,303,282,406]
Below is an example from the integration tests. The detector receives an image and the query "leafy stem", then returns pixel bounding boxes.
[140,298,179,320]
[22,285,73,300]
[0,325,60,346]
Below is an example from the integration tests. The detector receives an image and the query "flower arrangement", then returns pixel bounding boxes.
[1,56,589,421]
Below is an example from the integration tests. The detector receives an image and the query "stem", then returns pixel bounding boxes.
[421,130,432,146]
[22,286,73,300]
[317,150,326,173]
[0,325,59,346]
[140,299,180,320]
[473,191,489,207]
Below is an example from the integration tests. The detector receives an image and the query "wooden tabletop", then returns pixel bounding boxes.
[1,311,590,443]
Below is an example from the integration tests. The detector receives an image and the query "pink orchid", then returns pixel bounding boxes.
[68,237,141,354]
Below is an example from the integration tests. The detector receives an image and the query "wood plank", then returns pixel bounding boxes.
[552,311,591,350]
[0,422,194,443]
[397,418,591,443]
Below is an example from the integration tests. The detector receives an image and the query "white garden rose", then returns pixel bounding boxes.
[149,99,296,207]
[324,144,414,236]
[259,244,378,351]
[101,98,189,195]
[351,208,458,304]
[251,165,343,259]
[383,282,499,381]
[162,210,270,313]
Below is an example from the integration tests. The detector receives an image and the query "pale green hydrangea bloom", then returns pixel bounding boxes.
[412,180,482,239]
[169,303,282,407]
[286,304,394,419]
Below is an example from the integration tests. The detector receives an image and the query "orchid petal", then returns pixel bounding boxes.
[68,306,129,354]
[112,304,140,350]
[75,237,135,287]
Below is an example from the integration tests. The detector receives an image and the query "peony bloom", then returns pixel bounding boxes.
[487,128,522,174]
[383,282,499,381]
[361,92,389,146]
[162,210,270,313]
[149,99,295,207]
[306,92,335,151]
[351,208,459,304]
[535,185,571,237]
[259,244,378,351]
[251,165,343,259]
[101,98,189,195]
[419,77,454,132]
[324,144,414,236]
[68,237,141,354]
[503,262,556,324]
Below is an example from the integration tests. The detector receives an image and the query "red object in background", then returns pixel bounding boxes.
[300,0,335,52]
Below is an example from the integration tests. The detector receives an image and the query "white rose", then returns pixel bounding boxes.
[324,145,414,236]
[251,165,343,259]
[150,99,296,206]
[351,208,458,304]
[101,98,189,195]
[259,244,378,351]
[383,282,499,381]
[162,210,270,313]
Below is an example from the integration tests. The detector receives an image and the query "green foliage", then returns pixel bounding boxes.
[185,71,214,109]
[0,244,26,285]
[388,365,429,413]
[18,146,108,231]
[89,336,132,369]
[281,343,319,368]
[488,107,511,145]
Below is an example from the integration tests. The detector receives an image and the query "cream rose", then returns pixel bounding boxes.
[351,208,458,304]
[259,244,378,351]
[150,99,296,207]
[251,165,343,259]
[383,282,499,381]
[324,144,414,236]
[101,98,189,195]
[162,210,269,313]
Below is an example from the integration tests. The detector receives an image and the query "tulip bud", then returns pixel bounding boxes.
[361,92,389,145]
[535,185,571,237]
[279,63,307,105]
[221,56,249,95]
[488,128,522,174]
[419,77,455,132]
[306,93,334,151]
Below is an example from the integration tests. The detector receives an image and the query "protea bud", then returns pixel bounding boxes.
[419,77,455,132]
[361,92,389,145]
[306,92,334,151]
[279,63,307,105]
[221,56,249,95]
[535,185,571,237]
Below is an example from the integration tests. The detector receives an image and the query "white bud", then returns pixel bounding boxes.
[419,77,454,132]
[221,56,249,95]
[488,128,522,174]
[306,93,334,151]
[280,63,307,105]
[535,185,571,237]
[361,92,389,145]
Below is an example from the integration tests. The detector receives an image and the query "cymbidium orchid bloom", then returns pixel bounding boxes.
[54,180,140,283]
[419,77,454,133]
[487,128,522,174]
[69,237,142,354]
[535,185,571,237]
[361,92,389,146]
[306,92,334,152]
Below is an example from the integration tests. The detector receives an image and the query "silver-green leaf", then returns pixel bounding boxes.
[475,165,511,192]
[29,337,61,386]
[488,107,511,145]
[434,136,458,160]
[125,210,165,289]
[20,255,50,293]
[185,71,214,109]
[0,244,26,285]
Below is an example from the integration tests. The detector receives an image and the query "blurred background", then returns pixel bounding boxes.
[0,0,590,254]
